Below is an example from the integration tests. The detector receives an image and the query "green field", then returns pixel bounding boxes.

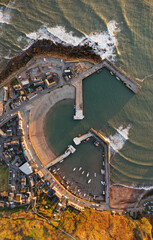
[0,165,9,192]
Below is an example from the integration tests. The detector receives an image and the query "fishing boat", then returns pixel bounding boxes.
[94,141,99,147]
[88,179,91,184]
[116,76,120,80]
[94,173,96,177]
[82,171,85,174]
[84,137,90,142]
[73,168,76,171]
[86,172,89,177]
[79,167,82,171]
[110,71,113,75]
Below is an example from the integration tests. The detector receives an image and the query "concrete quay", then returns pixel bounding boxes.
[73,132,92,145]
[72,80,84,120]
[72,59,141,94]
[90,128,110,206]
[45,145,76,169]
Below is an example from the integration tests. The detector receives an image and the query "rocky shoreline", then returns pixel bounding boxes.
[0,39,101,83]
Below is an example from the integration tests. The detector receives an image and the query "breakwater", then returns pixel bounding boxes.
[72,59,141,94]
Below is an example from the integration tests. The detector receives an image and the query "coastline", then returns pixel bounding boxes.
[0,39,101,84]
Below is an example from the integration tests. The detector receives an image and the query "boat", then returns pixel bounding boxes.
[88,179,91,184]
[57,168,60,171]
[102,161,105,166]
[82,171,85,175]
[110,71,113,75]
[94,173,96,177]
[116,76,120,80]
[53,169,55,172]
[73,168,76,171]
[60,160,63,163]
[86,172,89,177]
[84,137,90,142]
[94,141,99,147]
[63,176,65,179]
[79,167,82,171]
[101,169,104,174]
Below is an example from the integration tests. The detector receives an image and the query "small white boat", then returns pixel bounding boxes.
[88,179,91,184]
[57,168,60,171]
[73,168,76,171]
[63,176,65,179]
[110,71,113,75]
[102,161,105,166]
[94,173,96,177]
[116,76,120,80]
[53,169,55,172]
[82,171,85,175]
[101,169,104,174]
[101,181,105,185]
[79,167,82,171]
[60,160,63,163]
[86,172,89,177]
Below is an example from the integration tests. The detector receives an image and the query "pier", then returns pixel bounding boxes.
[72,59,141,94]
[72,80,84,120]
[45,145,76,169]
[73,132,92,145]
[90,128,110,206]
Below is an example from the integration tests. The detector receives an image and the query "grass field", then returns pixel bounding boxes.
[0,165,9,192]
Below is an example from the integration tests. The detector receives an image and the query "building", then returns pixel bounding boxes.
[21,80,30,87]
[4,140,20,148]
[9,87,14,99]
[33,81,44,86]
[45,79,56,88]
[16,194,22,204]
[27,92,37,100]
[13,84,22,91]
[3,87,8,102]
[32,76,42,83]
[67,200,84,211]
[19,162,33,175]
[0,100,3,116]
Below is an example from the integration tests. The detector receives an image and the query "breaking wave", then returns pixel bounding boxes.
[0,0,15,24]
[19,20,120,61]
[113,183,153,191]
[109,124,131,155]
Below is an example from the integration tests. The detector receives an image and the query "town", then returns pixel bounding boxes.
[1,55,151,220]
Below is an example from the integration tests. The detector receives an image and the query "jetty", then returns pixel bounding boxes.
[45,145,76,169]
[73,132,92,145]
[90,128,110,206]
[72,80,84,120]
[72,59,141,120]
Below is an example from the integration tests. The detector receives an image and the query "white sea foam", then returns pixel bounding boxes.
[113,183,153,191]
[24,20,120,61]
[109,124,131,154]
[0,0,15,24]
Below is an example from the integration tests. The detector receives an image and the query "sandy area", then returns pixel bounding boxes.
[110,184,146,209]
[29,85,75,166]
